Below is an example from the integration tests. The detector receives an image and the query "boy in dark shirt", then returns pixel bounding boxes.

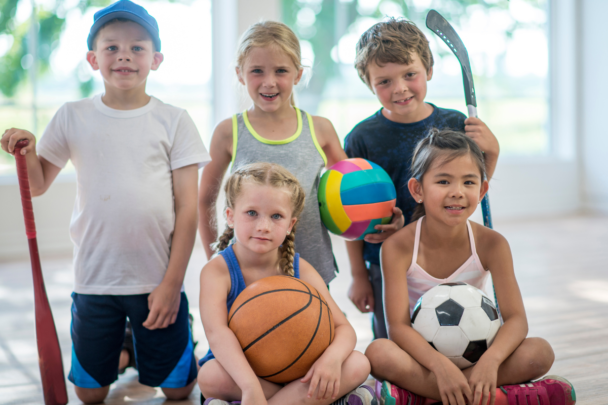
[344,17,499,339]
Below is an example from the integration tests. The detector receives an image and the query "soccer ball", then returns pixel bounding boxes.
[411,282,501,369]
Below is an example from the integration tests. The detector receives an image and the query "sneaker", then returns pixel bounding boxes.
[202,399,241,405]
[331,384,377,405]
[500,375,576,405]
[376,380,426,405]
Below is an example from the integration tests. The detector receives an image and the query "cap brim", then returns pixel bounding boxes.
[87,10,161,51]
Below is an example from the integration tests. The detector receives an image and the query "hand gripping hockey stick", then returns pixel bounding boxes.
[426,10,500,315]
[14,140,68,405]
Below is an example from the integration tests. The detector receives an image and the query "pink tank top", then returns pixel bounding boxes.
[407,216,489,314]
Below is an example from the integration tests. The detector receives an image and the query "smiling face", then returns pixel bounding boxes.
[236,45,303,113]
[86,20,163,94]
[409,153,489,226]
[368,53,433,123]
[226,183,298,255]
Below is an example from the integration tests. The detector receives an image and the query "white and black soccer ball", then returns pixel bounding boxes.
[411,282,501,369]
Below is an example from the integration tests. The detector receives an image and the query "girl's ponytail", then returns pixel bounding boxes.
[278,223,298,276]
[214,225,234,253]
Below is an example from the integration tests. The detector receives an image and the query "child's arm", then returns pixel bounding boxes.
[1,129,61,196]
[143,163,198,330]
[311,116,347,167]
[198,118,233,260]
[199,258,268,404]
[464,117,500,180]
[467,225,528,405]
[381,228,473,404]
[345,240,374,313]
[299,258,364,401]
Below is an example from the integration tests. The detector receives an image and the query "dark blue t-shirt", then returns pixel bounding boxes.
[344,103,466,265]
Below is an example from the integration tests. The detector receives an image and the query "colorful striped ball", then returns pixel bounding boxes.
[318,158,396,241]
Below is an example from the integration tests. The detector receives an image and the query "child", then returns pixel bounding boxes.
[365,129,576,405]
[197,162,374,405]
[1,0,210,402]
[198,20,402,285]
[344,18,499,340]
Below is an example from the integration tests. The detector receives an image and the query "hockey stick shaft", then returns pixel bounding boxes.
[14,140,68,405]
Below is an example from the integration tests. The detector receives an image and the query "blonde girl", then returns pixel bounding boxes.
[199,21,404,285]
[197,163,374,405]
[365,130,576,405]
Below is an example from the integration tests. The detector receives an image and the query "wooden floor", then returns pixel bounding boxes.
[0,215,606,404]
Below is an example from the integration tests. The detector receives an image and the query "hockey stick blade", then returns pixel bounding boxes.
[14,140,68,405]
[426,10,477,114]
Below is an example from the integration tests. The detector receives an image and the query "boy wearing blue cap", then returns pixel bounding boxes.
[1,0,210,402]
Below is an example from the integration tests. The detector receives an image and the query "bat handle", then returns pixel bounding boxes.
[14,140,37,239]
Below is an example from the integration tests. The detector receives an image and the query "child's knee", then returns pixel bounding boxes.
[365,339,396,372]
[198,361,234,399]
[74,386,110,404]
[343,350,371,384]
[162,380,196,400]
[521,337,555,376]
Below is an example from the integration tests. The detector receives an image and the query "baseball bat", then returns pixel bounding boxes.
[14,139,68,405]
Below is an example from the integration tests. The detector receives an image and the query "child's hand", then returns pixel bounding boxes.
[468,358,499,405]
[348,275,374,313]
[464,117,499,162]
[433,357,473,405]
[363,207,405,244]
[1,128,36,155]
[143,282,181,330]
[300,354,342,400]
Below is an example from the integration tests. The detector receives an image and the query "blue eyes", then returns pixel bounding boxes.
[246,211,282,219]
[105,46,144,52]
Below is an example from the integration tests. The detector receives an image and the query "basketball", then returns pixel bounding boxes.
[318,158,397,240]
[227,275,335,383]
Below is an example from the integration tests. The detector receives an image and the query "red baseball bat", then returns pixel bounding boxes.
[14,140,68,405]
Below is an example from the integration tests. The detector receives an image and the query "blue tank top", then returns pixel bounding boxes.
[199,245,300,365]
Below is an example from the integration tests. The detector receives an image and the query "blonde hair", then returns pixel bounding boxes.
[355,17,434,88]
[214,163,306,276]
[235,21,303,106]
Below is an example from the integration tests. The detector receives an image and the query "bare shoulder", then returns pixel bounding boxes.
[311,116,337,139]
[200,254,230,283]
[213,117,234,141]
[298,258,327,288]
[469,221,511,268]
[381,221,417,268]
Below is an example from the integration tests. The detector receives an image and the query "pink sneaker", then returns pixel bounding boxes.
[500,375,576,405]
[376,380,427,405]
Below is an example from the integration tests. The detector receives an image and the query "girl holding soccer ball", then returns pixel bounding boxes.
[365,129,576,405]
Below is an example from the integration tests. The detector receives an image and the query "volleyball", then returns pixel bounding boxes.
[318,158,396,240]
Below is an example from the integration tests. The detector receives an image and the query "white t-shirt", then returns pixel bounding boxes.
[37,94,211,295]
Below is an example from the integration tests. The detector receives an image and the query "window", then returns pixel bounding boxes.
[0,0,213,176]
[283,0,549,156]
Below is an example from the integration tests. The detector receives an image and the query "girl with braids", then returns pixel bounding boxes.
[365,129,575,405]
[197,163,375,405]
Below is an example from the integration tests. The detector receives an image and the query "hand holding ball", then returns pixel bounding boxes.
[318,158,396,240]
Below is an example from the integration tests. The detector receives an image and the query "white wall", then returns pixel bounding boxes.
[0,0,592,261]
[580,0,608,213]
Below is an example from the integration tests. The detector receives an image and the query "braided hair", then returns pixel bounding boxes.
[410,128,486,223]
[214,162,306,276]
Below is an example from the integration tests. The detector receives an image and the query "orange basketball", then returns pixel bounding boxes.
[228,275,335,383]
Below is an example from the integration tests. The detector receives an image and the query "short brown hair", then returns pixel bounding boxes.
[355,17,434,87]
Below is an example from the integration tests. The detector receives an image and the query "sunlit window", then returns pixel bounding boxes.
[0,0,212,176]
[283,0,548,156]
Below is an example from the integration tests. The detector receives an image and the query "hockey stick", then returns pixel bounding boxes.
[14,140,68,405]
[426,10,501,317]
[426,9,493,229]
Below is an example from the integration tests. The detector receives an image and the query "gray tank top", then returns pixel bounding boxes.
[231,108,337,284]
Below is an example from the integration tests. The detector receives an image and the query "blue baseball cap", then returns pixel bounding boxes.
[87,0,161,51]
